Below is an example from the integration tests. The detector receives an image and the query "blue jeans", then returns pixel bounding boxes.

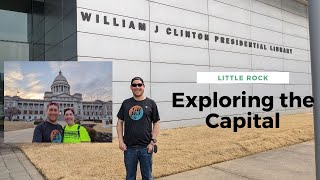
[124,147,152,180]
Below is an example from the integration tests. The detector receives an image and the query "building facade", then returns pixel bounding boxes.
[0,0,312,135]
[4,71,112,121]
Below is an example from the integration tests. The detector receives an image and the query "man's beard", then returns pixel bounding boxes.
[48,117,57,123]
[133,90,144,97]
[134,93,142,97]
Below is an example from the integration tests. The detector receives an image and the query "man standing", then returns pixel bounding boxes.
[32,102,63,143]
[117,77,160,180]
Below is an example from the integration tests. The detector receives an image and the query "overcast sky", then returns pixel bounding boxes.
[4,61,112,101]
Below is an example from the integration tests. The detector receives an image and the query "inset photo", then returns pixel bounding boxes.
[4,61,112,143]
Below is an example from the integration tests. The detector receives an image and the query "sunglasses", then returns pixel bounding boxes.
[131,83,143,87]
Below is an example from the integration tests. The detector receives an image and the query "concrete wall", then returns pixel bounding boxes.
[76,0,311,133]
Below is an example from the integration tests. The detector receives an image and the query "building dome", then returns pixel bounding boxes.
[52,71,69,86]
[51,71,71,95]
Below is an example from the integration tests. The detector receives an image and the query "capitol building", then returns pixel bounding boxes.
[4,71,112,121]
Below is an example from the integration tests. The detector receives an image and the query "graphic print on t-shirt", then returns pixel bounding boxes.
[50,129,62,143]
[129,105,144,120]
[64,131,79,139]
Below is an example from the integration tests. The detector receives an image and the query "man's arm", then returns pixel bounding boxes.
[152,121,160,140]
[117,119,127,151]
[147,121,160,153]
[32,125,43,143]
[151,100,160,140]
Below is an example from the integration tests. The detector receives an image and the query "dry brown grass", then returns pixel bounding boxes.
[19,113,314,180]
[4,121,34,132]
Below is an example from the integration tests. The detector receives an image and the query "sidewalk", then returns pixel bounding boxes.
[158,141,315,180]
[4,128,35,144]
[0,144,44,180]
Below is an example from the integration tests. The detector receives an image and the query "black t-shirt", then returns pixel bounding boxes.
[32,121,63,143]
[117,97,160,149]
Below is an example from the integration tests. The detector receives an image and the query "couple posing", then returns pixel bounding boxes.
[32,103,91,143]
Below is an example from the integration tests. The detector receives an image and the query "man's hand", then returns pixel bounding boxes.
[119,142,127,151]
[117,119,127,151]
[147,142,154,153]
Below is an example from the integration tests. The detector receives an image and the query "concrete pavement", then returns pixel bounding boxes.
[4,128,35,144]
[158,141,315,180]
[0,144,44,180]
